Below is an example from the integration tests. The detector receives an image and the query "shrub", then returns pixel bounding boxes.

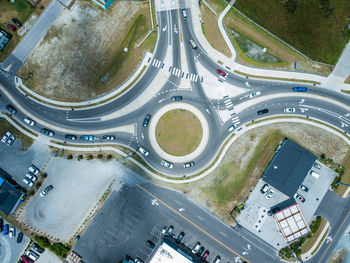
[97,154,103,159]
[77,155,83,161]
[310,216,322,233]
[42,173,48,179]
[36,182,42,188]
[320,153,326,160]
[106,154,112,160]
[86,155,93,160]
[49,242,71,258]
[67,154,73,160]
[35,235,51,248]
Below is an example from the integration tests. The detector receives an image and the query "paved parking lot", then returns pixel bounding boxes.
[0,218,30,263]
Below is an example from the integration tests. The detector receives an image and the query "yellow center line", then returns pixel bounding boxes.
[137,184,250,263]
[176,0,184,43]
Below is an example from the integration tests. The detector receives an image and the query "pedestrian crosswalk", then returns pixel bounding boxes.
[151,58,163,68]
[223,96,240,125]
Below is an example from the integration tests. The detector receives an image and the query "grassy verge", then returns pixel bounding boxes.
[0,0,37,62]
[234,0,350,65]
[200,2,231,57]
[341,89,350,95]
[334,150,350,196]
[301,219,328,254]
[345,75,350,84]
[202,130,284,221]
[224,8,332,75]
[0,117,34,151]
[234,70,321,85]
[204,0,227,14]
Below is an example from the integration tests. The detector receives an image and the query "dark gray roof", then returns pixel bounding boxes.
[0,170,25,215]
[262,139,317,197]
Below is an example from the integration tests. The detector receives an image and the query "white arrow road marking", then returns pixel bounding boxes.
[242,251,248,255]
[151,199,159,206]
[206,108,211,115]
[300,108,308,113]
[247,244,251,250]
[341,122,349,128]
[345,113,350,117]
[302,105,350,125]
[141,133,144,140]
[162,25,167,32]
[178,208,185,212]
[158,98,165,103]
[245,81,250,87]
[299,99,305,103]
[174,25,178,34]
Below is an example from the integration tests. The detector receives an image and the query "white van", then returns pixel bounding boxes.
[182,9,187,18]
[309,170,320,179]
[189,39,197,49]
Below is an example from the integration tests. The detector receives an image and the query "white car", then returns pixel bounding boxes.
[26,173,37,182]
[228,124,237,132]
[26,250,40,261]
[5,135,16,146]
[137,146,149,156]
[249,91,261,98]
[1,131,11,143]
[266,189,275,199]
[40,185,54,197]
[9,226,15,237]
[192,242,201,254]
[24,117,36,126]
[161,160,174,169]
[28,165,40,175]
[284,108,296,113]
[23,178,34,187]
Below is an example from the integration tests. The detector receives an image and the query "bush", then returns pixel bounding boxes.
[106,154,112,160]
[35,235,51,248]
[310,216,322,233]
[279,246,293,259]
[320,153,326,160]
[86,155,93,160]
[42,173,48,179]
[77,155,83,161]
[49,242,71,258]
[36,182,42,188]
[331,176,341,190]
[97,154,103,159]
[67,154,73,160]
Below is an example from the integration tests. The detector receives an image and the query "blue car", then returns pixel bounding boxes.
[3,224,9,235]
[293,86,307,92]
[80,135,94,141]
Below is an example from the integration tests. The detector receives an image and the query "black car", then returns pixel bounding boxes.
[142,114,151,127]
[65,134,77,140]
[32,242,45,253]
[146,240,155,249]
[41,128,55,137]
[6,104,17,114]
[0,218,3,232]
[268,207,280,216]
[17,232,23,243]
[12,18,22,27]
[166,225,174,236]
[172,96,182,101]
[176,232,185,243]
[257,108,269,115]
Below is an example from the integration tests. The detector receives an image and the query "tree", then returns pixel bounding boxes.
[35,235,51,248]
[49,242,71,258]
[284,0,298,14]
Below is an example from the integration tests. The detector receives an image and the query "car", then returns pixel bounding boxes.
[196,246,205,256]
[143,114,151,127]
[32,242,45,254]
[216,69,227,77]
[41,128,55,137]
[28,165,40,175]
[26,173,37,182]
[26,250,39,261]
[6,104,17,114]
[260,184,269,194]
[5,134,16,146]
[24,117,36,126]
[172,96,183,101]
[65,134,77,140]
[266,189,275,199]
[7,24,16,31]
[309,170,320,179]
[166,225,174,236]
[300,185,309,192]
[137,146,149,156]
[17,232,23,243]
[80,135,94,141]
[228,124,236,132]
[161,160,174,169]
[161,226,167,235]
[146,240,155,249]
[21,255,34,263]
[1,131,11,143]
[267,207,280,216]
[182,9,187,18]
[294,193,305,203]
[313,162,321,169]
[192,242,201,254]
[257,109,269,115]
[201,250,209,261]
[293,86,307,92]
[213,255,221,263]
[0,218,3,232]
[9,226,15,237]
[249,91,261,98]
[177,232,185,243]
[23,178,34,187]
[135,258,144,263]
[40,185,54,197]
[184,161,195,168]
[284,108,296,113]
[12,18,22,27]
[189,39,197,49]
[3,224,9,235]
[103,135,115,140]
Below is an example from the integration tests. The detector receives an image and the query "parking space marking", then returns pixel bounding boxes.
[137,184,250,263]
[197,216,203,221]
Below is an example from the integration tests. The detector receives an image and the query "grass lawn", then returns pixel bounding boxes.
[204,0,227,14]
[301,219,327,254]
[0,0,38,62]
[0,118,34,151]
[155,109,203,156]
[335,150,350,196]
[234,0,350,65]
[202,130,284,218]
[200,2,231,57]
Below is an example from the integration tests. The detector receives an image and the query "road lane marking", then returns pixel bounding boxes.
[137,184,250,262]
[220,231,226,237]
[197,216,203,220]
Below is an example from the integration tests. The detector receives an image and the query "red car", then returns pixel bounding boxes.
[21,255,34,263]
[7,24,16,31]
[201,250,209,261]
[216,69,227,77]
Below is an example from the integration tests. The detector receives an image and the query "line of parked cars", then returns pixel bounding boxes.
[6,18,22,32]
[1,217,23,243]
[1,131,16,146]
[260,183,275,199]
[21,242,45,263]
[22,165,40,187]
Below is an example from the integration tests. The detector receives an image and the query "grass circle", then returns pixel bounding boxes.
[155,109,203,156]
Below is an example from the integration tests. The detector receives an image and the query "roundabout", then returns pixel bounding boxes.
[148,102,210,163]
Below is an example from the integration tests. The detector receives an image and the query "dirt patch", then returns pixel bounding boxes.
[160,122,350,224]
[156,109,203,156]
[19,0,154,102]
[200,2,231,57]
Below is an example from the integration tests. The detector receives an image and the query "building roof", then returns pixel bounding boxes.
[273,203,310,243]
[0,170,25,215]
[262,139,317,197]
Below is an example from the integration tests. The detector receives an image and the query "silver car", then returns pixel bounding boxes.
[161,160,174,169]
[137,146,149,156]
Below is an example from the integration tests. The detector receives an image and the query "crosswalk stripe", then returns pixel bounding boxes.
[190,74,194,81]
[152,59,157,66]
[231,116,239,121]
[195,75,199,82]
[156,60,162,68]
[232,120,240,124]
[172,68,176,74]
[224,99,231,103]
